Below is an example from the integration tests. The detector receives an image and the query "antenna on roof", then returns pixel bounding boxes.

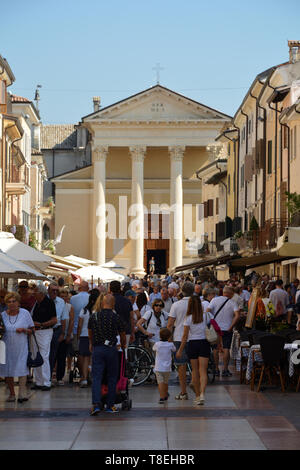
[34,84,42,110]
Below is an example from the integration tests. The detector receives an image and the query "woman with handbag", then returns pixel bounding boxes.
[0,292,34,403]
[176,295,221,406]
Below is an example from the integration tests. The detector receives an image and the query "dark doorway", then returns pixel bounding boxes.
[146,250,167,275]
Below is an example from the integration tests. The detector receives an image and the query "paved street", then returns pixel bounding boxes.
[0,369,300,450]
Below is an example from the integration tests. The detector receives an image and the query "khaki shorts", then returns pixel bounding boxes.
[155,371,170,384]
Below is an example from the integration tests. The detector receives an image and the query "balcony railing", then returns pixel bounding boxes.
[255,219,288,251]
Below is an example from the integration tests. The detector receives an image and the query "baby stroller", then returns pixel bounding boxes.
[100,351,132,411]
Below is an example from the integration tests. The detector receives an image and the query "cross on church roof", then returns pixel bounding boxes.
[152,63,164,85]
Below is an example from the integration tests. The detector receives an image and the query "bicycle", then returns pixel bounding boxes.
[126,335,215,386]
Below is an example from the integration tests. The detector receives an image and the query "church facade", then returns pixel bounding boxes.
[52,85,230,275]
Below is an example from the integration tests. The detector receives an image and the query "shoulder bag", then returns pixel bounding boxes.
[0,313,5,340]
[27,330,44,368]
[205,298,230,344]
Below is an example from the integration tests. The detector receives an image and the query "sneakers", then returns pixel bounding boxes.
[159,393,169,404]
[194,394,205,405]
[105,406,119,413]
[222,370,233,377]
[175,392,188,400]
[57,380,64,386]
[90,405,101,416]
[80,380,88,388]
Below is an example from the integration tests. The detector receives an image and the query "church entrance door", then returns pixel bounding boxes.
[144,214,169,274]
[146,249,167,275]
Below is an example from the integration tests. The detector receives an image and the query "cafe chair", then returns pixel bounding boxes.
[256,335,286,393]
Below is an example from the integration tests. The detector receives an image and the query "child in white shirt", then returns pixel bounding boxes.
[152,328,176,404]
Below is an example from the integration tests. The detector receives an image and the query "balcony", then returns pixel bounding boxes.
[232,219,289,253]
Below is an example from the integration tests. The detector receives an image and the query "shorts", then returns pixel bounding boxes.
[212,331,233,350]
[78,337,91,357]
[187,339,211,359]
[173,341,189,365]
[155,371,170,384]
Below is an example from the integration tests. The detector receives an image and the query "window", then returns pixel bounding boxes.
[216,198,219,216]
[227,142,231,156]
[267,140,272,174]
[208,199,214,217]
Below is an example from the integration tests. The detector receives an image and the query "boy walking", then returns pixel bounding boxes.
[152,328,176,404]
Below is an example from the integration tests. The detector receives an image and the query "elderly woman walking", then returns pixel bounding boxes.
[0,292,34,403]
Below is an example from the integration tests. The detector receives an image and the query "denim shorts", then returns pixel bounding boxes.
[173,341,189,365]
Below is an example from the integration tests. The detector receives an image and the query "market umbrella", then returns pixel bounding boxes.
[73,265,125,283]
[100,261,125,270]
[0,232,52,272]
[0,249,48,280]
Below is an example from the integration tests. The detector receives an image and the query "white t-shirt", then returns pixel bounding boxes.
[207,296,238,331]
[269,288,289,314]
[184,312,214,341]
[232,293,244,310]
[78,308,90,337]
[153,341,176,372]
[201,300,210,313]
[241,290,250,303]
[169,296,190,342]
[142,309,168,343]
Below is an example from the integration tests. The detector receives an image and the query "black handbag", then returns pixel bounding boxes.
[27,330,44,368]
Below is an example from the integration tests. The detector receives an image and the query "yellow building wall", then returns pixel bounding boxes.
[55,191,92,259]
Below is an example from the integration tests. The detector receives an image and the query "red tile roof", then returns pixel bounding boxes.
[10,94,32,103]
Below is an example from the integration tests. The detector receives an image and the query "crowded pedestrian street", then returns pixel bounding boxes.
[0,367,300,450]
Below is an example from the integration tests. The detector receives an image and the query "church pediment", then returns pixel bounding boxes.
[82,85,230,123]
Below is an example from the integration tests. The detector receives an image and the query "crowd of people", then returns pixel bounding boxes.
[0,269,299,413]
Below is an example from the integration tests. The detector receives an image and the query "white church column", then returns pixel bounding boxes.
[129,146,146,277]
[93,145,108,265]
[169,146,185,272]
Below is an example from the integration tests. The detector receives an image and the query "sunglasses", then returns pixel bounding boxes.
[154,304,163,308]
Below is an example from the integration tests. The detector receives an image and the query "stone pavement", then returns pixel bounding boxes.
[0,370,300,450]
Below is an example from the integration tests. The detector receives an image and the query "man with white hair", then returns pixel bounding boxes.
[206,286,240,377]
[31,283,57,390]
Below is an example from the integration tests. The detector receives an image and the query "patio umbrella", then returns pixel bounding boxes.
[73,265,125,283]
[0,232,52,272]
[100,261,125,270]
[0,249,48,280]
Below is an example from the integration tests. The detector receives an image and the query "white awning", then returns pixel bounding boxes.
[0,232,52,272]
[0,249,47,280]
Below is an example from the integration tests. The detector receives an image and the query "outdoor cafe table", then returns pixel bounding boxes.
[244,342,300,382]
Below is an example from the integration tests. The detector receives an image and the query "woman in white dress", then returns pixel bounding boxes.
[0,292,34,403]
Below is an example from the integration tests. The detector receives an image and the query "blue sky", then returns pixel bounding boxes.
[2,0,300,124]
